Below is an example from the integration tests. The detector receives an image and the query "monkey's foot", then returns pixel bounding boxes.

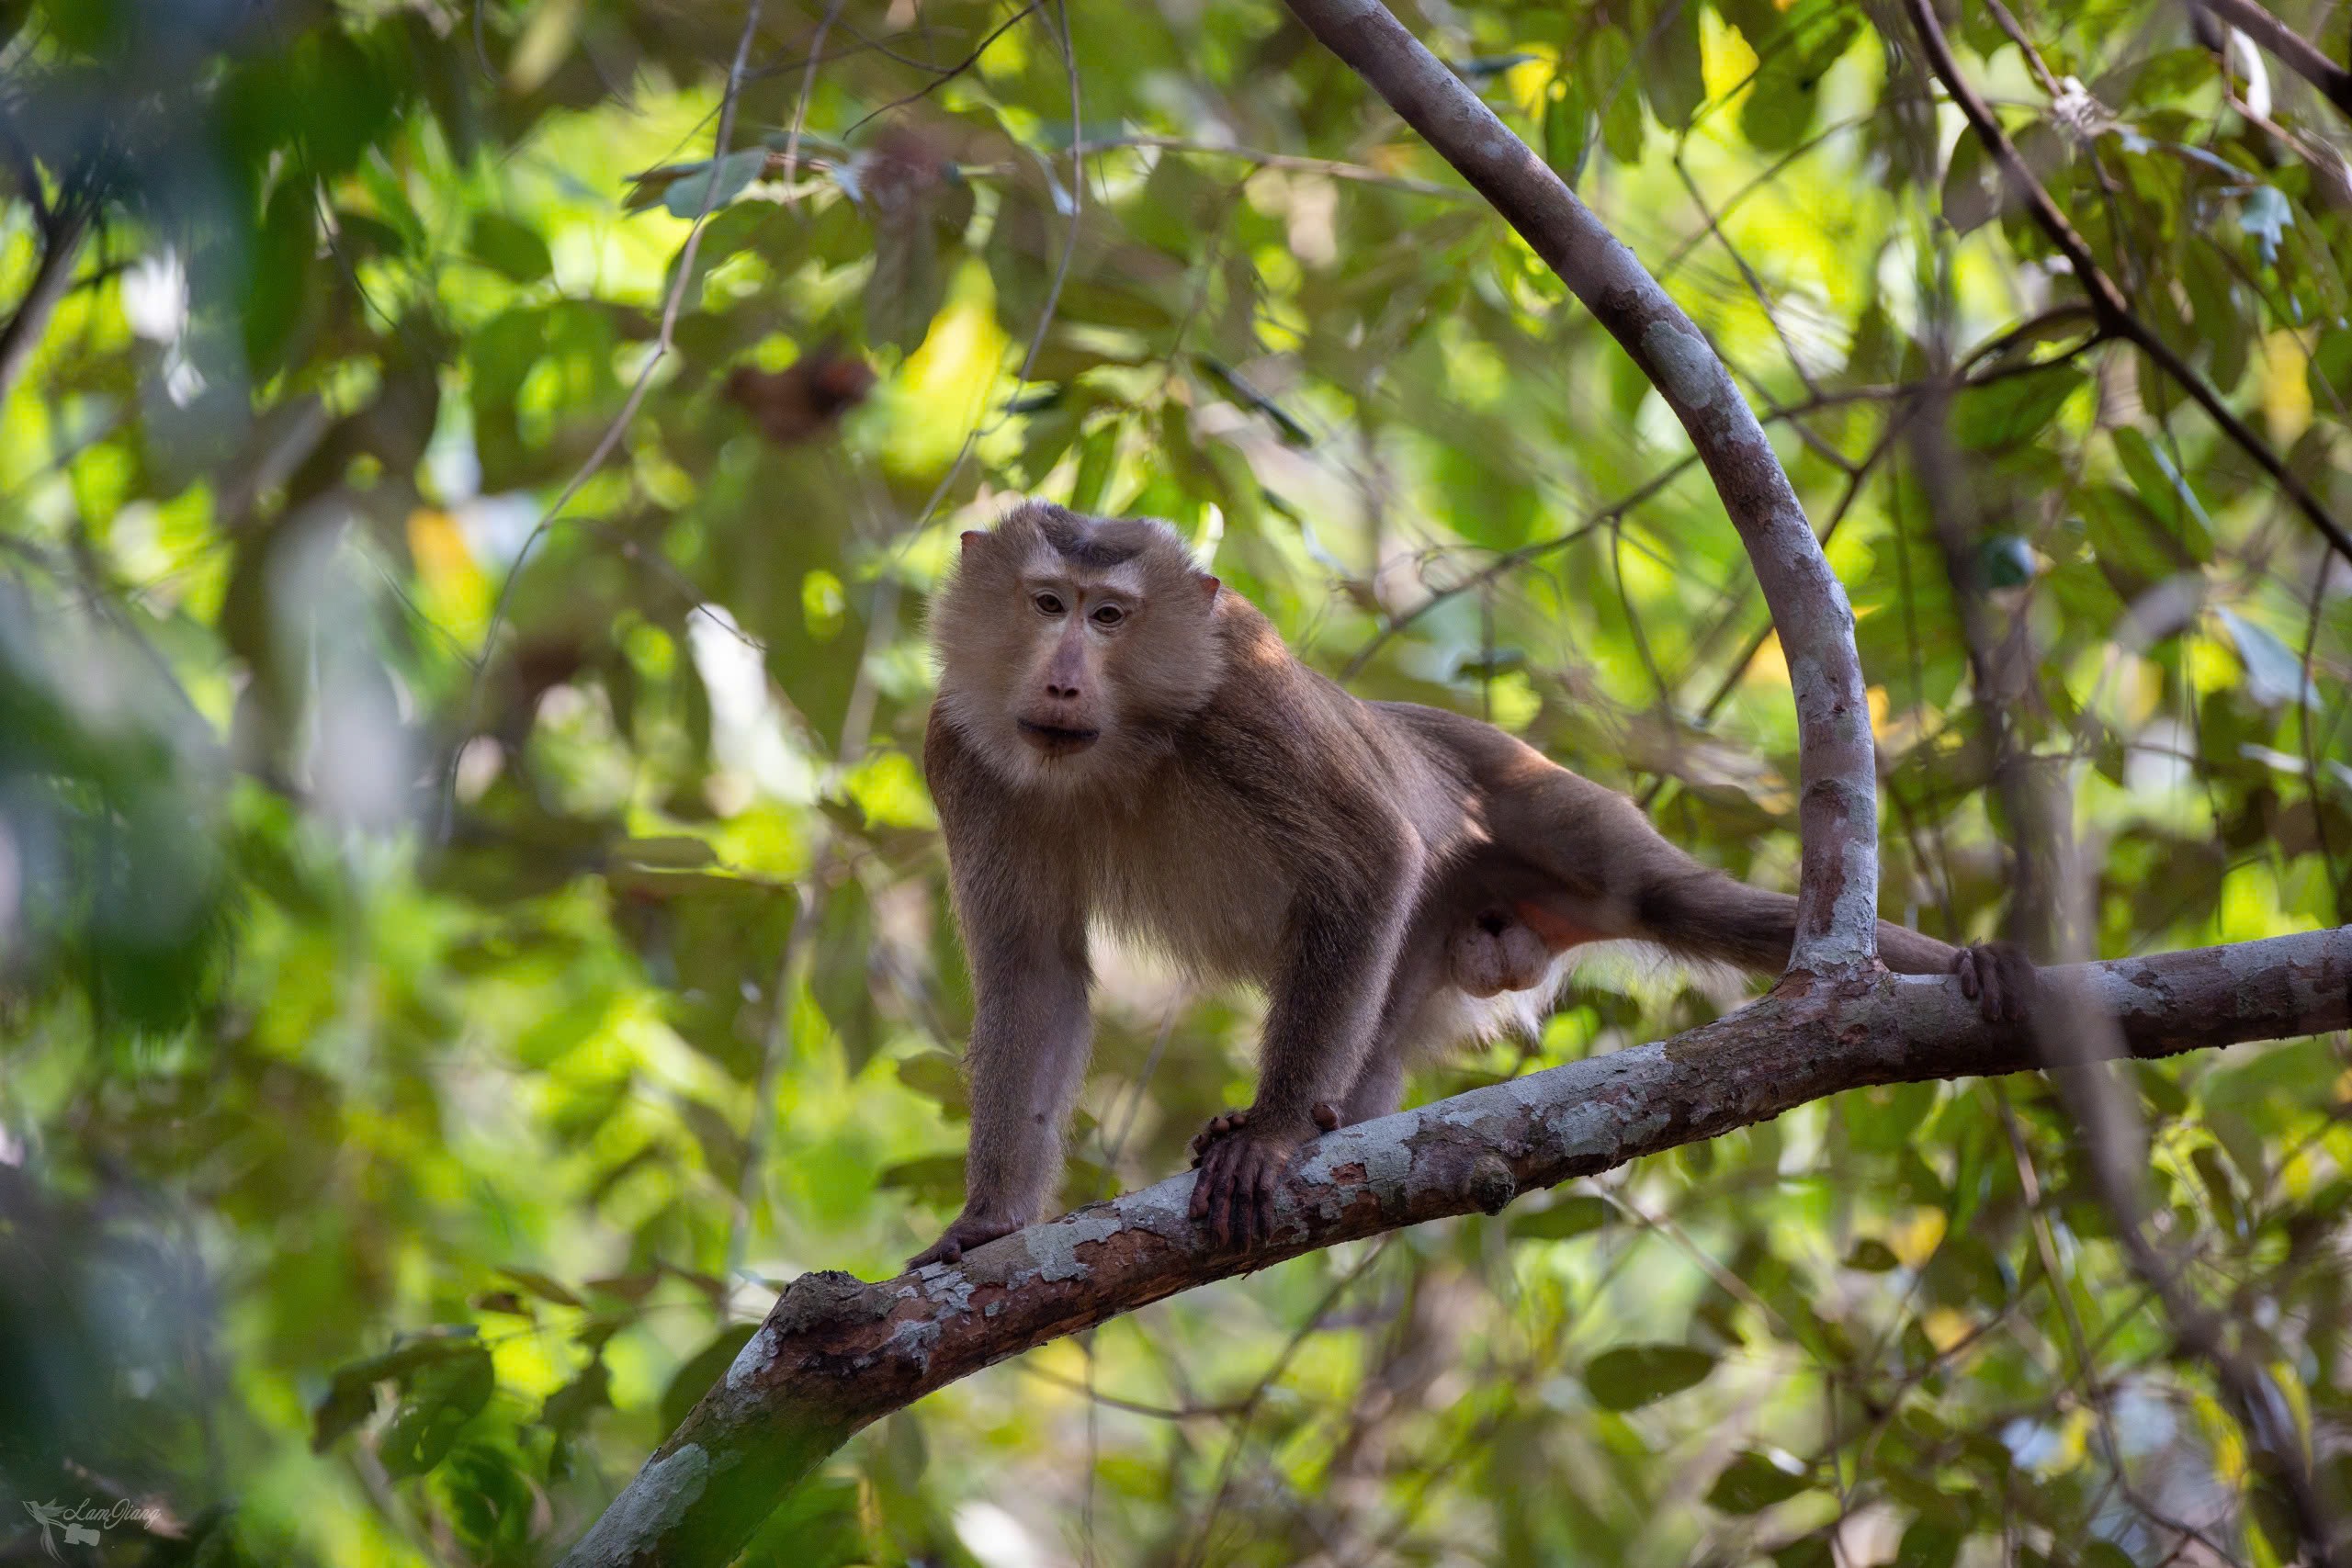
[1186,1103,1342,1250]
[908,1207,1024,1269]
[1952,941,2037,1025]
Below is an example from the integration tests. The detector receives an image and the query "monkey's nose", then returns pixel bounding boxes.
[1045,680,1081,700]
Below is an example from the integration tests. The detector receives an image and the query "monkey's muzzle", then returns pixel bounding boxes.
[1016,719,1102,757]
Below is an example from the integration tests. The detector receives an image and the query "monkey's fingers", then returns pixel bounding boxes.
[909,1236,962,1268]
[1953,948,1982,1002]
[1188,1109,1251,1167]
[1191,1109,1256,1163]
[1197,1145,1241,1247]
[1983,942,2036,1024]
[1951,942,2036,1025]
[1975,952,2007,1022]
[1251,1150,1281,1244]
[907,1211,1018,1270]
[1188,1144,1224,1226]
[1204,1140,1262,1248]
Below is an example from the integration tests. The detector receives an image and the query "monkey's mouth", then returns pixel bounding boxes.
[1017,719,1102,756]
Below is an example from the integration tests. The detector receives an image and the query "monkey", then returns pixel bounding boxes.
[910,502,2032,1264]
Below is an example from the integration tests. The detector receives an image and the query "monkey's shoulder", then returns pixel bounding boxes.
[1182,655,1393,795]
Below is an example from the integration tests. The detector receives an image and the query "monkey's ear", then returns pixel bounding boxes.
[961,530,986,558]
[1195,573,1220,604]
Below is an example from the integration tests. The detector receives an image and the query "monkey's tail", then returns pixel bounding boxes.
[1634,863,1960,977]
[1632,867,1804,974]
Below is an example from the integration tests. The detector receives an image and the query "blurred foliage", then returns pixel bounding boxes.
[0,0,2349,1562]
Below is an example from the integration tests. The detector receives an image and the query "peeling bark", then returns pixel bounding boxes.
[558,929,2352,1568]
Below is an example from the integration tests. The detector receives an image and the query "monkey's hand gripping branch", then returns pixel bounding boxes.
[557,931,2352,1568]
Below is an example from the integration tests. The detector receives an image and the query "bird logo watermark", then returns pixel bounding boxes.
[21,1499,163,1559]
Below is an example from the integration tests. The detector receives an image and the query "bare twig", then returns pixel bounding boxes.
[842,1,1043,136]
[1902,0,2352,570]
[2195,0,2352,121]
[1065,133,1468,197]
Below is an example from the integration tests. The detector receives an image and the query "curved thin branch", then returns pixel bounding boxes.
[557,928,2352,1567]
[1278,0,1881,976]
[1902,0,2352,570]
[2196,0,2352,122]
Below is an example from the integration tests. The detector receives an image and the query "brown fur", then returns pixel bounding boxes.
[910,502,2030,1263]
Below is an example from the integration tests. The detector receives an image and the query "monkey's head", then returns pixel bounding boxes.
[931,502,1225,788]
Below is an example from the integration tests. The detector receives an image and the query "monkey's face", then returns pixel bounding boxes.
[931,503,1224,789]
[1007,568,1128,759]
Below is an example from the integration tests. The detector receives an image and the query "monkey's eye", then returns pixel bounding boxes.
[1091,604,1125,627]
[1033,592,1066,616]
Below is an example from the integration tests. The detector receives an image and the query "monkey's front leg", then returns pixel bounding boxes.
[1189,871,1417,1249]
[909,929,1092,1269]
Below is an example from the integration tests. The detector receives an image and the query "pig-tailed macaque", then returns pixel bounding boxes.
[911,502,2031,1261]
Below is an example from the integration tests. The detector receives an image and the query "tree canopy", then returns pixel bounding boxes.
[3,0,2350,1563]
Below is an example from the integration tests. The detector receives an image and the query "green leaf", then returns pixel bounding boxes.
[311,1335,485,1453]
[379,1346,494,1479]
[865,210,944,355]
[467,211,553,283]
[1740,7,1861,152]
[1642,0,1707,130]
[1895,1517,1964,1568]
[898,1052,969,1118]
[877,1152,967,1203]
[1952,367,2086,449]
[1508,1194,1611,1242]
[1541,70,1589,181]
[243,180,317,375]
[2214,606,2318,708]
[1068,422,1120,515]
[2111,426,2215,558]
[1974,534,2036,589]
[1774,1534,1837,1568]
[2239,184,2291,265]
[1941,129,2001,235]
[311,1373,381,1454]
[1708,1450,1813,1513]
[1583,1344,1715,1410]
[499,1267,585,1307]
[663,147,770,218]
[810,878,879,1069]
[1450,51,1539,80]
[537,1359,611,1436]
[1843,1237,1901,1271]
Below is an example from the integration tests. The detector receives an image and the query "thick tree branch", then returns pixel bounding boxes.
[1275,0,1880,976]
[558,928,2352,1567]
[2197,0,2352,122]
[1903,0,2352,570]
